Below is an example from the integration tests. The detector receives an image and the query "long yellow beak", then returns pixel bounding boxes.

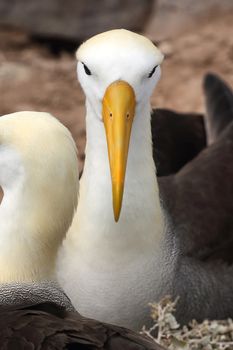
[102,80,136,222]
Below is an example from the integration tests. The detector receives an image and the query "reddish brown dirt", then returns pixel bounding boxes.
[0,11,233,169]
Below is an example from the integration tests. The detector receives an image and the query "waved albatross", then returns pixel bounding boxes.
[0,111,78,308]
[57,30,233,330]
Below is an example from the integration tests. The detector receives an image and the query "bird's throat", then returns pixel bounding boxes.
[58,102,168,328]
[70,102,165,255]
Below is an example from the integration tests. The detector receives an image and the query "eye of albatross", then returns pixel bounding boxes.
[82,63,92,75]
[148,65,158,78]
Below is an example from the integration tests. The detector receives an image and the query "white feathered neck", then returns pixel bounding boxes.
[0,112,78,283]
[57,101,169,329]
[65,100,164,258]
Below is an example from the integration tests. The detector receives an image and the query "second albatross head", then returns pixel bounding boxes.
[76,29,163,221]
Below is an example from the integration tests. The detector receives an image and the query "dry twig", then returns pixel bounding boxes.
[141,297,233,350]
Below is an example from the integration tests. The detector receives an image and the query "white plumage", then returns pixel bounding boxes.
[0,111,79,284]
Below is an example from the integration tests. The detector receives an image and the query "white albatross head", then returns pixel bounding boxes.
[76,29,163,221]
[0,111,79,282]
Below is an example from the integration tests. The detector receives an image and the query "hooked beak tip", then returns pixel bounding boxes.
[114,214,120,223]
[113,182,124,222]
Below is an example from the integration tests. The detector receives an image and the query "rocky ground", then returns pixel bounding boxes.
[0,9,233,170]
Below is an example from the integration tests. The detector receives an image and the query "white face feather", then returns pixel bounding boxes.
[76,29,164,120]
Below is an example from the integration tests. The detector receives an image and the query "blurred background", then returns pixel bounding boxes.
[0,0,233,167]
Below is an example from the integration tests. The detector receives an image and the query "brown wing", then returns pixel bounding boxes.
[0,302,165,350]
[159,120,233,263]
[151,109,206,177]
[157,74,233,263]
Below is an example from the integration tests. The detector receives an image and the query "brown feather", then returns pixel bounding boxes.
[0,302,164,350]
[151,109,206,176]
[204,72,233,143]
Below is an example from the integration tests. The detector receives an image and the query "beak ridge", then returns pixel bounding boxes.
[102,80,136,222]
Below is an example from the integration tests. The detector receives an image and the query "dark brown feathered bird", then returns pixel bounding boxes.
[158,73,233,323]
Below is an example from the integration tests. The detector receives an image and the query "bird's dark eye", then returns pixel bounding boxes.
[82,63,91,75]
[148,65,158,78]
